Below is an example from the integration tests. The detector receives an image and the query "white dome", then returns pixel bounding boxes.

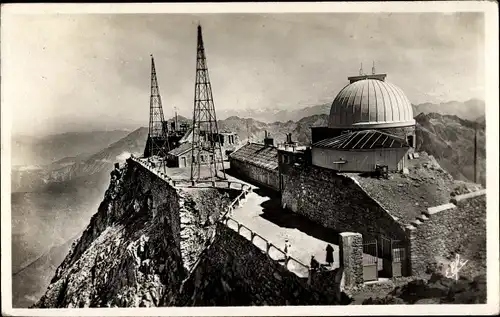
[328,77,415,129]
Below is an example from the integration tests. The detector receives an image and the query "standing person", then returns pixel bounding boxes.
[326,244,334,266]
[284,239,291,258]
[310,255,319,271]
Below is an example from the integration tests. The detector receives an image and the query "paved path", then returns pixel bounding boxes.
[230,190,341,272]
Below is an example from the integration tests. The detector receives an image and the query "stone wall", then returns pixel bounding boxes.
[281,164,406,241]
[339,233,363,288]
[177,223,342,306]
[229,159,279,191]
[126,159,183,249]
[407,191,486,277]
[178,188,239,271]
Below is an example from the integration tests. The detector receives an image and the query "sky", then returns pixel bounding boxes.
[2,12,485,136]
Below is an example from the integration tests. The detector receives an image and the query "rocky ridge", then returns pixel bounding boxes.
[34,160,237,308]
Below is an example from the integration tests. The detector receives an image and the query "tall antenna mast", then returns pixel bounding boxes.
[246,120,250,144]
[190,24,226,182]
[474,121,478,183]
[174,106,178,131]
[144,54,169,172]
[372,61,376,75]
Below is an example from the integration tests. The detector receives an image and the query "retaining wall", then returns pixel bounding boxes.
[229,159,280,191]
[177,222,342,306]
[406,190,486,276]
[281,164,406,241]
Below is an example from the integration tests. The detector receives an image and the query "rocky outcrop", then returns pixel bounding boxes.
[177,223,343,306]
[178,188,239,271]
[362,273,486,304]
[35,161,186,307]
[34,159,237,308]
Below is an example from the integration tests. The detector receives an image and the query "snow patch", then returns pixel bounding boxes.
[116,151,133,162]
[15,165,42,171]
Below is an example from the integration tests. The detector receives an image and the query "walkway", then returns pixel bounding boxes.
[230,188,341,271]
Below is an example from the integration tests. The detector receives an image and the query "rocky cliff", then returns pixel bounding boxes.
[34,157,348,307]
[34,159,238,308]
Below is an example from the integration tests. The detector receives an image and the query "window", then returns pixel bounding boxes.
[201,155,206,163]
[407,135,414,147]
[209,155,214,162]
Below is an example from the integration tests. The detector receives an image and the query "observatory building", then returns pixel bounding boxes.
[310,69,416,173]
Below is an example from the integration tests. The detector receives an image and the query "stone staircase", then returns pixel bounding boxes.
[406,190,486,231]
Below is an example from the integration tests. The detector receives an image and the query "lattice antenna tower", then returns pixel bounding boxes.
[474,121,478,183]
[146,54,169,172]
[190,24,226,182]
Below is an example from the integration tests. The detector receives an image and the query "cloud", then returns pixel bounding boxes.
[2,13,485,136]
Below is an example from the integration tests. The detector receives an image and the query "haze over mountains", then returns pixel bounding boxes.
[12,130,131,166]
[216,98,485,125]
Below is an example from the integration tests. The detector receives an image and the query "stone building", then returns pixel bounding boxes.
[224,70,485,282]
[165,128,240,168]
[276,70,484,281]
[166,142,224,168]
[312,130,410,172]
[217,131,240,157]
[228,134,280,191]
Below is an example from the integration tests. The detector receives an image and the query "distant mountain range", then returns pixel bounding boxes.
[214,99,485,124]
[12,130,131,166]
[11,99,486,193]
[10,100,487,307]
[412,98,485,122]
[217,103,332,124]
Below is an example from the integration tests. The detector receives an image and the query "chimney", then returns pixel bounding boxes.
[264,130,274,147]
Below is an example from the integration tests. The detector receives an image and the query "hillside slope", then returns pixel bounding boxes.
[415,113,486,186]
[65,127,148,180]
[12,130,131,166]
[12,128,149,193]
[412,99,485,121]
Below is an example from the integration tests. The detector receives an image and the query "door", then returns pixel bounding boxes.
[363,239,378,282]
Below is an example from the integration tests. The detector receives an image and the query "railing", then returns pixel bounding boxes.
[129,155,251,192]
[218,183,253,220]
[131,154,309,281]
[174,180,250,191]
[221,216,311,278]
[129,156,178,188]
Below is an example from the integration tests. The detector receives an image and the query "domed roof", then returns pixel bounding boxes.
[328,75,415,129]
